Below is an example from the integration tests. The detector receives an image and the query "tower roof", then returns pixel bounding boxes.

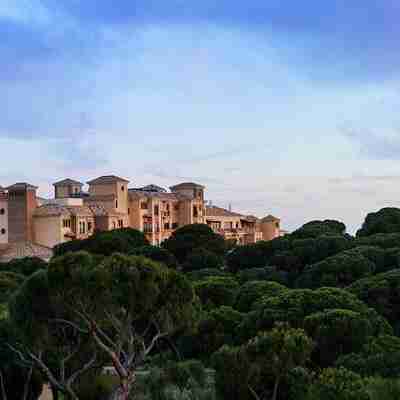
[170,182,205,191]
[6,182,38,191]
[53,178,83,187]
[87,175,130,185]
[261,215,280,223]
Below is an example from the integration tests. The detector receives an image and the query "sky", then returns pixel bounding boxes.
[1,1,400,233]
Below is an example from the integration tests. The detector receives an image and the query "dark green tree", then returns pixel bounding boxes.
[357,208,400,237]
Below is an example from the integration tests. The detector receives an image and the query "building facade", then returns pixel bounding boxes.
[0,187,8,246]
[0,175,283,250]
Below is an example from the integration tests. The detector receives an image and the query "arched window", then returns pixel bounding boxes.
[1,228,6,235]
[0,208,5,215]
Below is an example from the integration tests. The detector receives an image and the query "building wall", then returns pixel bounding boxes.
[34,216,63,248]
[0,197,8,245]
[55,185,81,198]
[8,189,37,243]
[116,181,129,214]
[261,220,281,241]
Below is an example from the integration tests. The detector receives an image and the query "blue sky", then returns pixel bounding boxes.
[1,1,400,232]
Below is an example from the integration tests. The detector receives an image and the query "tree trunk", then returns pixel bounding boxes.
[0,370,7,400]
[108,376,135,400]
[22,366,33,400]
[271,376,281,400]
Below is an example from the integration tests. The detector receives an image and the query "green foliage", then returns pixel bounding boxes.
[162,224,226,264]
[296,249,375,289]
[130,245,179,269]
[0,319,43,400]
[53,227,149,256]
[239,287,390,343]
[365,377,400,400]
[234,280,287,312]
[357,208,400,237]
[356,233,400,249]
[336,335,400,378]
[77,374,118,400]
[186,269,231,282]
[137,361,214,400]
[183,248,223,272]
[291,220,347,239]
[348,270,400,333]
[211,345,252,400]
[0,271,25,303]
[304,309,373,366]
[0,257,47,277]
[196,306,244,355]
[193,277,239,310]
[305,367,370,400]
[246,324,314,400]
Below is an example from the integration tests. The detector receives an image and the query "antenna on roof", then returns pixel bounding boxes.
[228,203,232,212]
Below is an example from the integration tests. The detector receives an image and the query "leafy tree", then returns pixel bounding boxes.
[196,306,244,355]
[183,248,223,272]
[236,267,289,286]
[304,309,373,366]
[383,247,400,272]
[53,228,149,257]
[337,335,400,379]
[365,377,400,400]
[356,233,400,249]
[162,224,226,264]
[291,220,346,239]
[187,268,231,282]
[9,252,196,400]
[193,277,239,310]
[246,324,314,400]
[296,250,375,289]
[0,318,43,400]
[0,271,25,303]
[305,367,369,400]
[357,208,400,237]
[235,281,287,313]
[239,287,391,343]
[0,257,47,277]
[130,245,178,269]
[212,345,252,400]
[348,270,400,333]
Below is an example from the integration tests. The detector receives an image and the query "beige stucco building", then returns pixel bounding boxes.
[0,175,283,251]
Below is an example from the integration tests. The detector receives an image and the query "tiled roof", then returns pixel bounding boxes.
[87,175,130,185]
[206,206,244,218]
[85,194,117,202]
[7,182,38,191]
[33,204,71,217]
[261,215,280,222]
[170,182,205,190]
[0,242,53,262]
[53,178,83,187]
[129,190,181,201]
[66,205,94,217]
[135,184,167,193]
[244,215,260,223]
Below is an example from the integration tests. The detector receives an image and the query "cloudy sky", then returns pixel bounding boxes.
[1,1,400,233]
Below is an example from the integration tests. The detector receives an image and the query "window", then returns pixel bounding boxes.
[193,206,198,218]
[63,219,71,229]
[172,222,179,229]
[141,202,148,210]
[121,185,125,191]
[154,205,159,216]
[164,223,170,230]
[118,219,123,228]
[128,208,130,215]
[115,200,118,209]
[275,222,280,228]
[1,228,5,235]
[143,222,152,233]
[113,221,116,229]
[0,208,5,215]
[88,222,93,232]
[174,204,179,211]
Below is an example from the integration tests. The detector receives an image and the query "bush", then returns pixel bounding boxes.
[187,269,231,281]
[0,257,47,277]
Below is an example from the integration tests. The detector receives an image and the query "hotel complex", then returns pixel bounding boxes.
[0,176,283,257]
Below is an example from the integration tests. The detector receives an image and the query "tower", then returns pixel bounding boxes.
[7,183,38,243]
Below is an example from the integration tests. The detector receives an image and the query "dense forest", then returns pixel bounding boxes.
[3,207,400,399]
